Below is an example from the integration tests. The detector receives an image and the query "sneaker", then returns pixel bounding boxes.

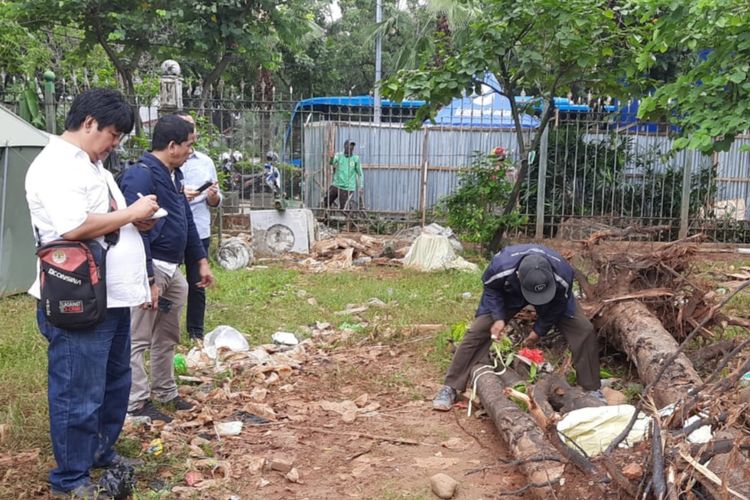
[587,389,608,404]
[432,385,457,411]
[51,482,111,499]
[130,400,173,423]
[163,395,195,412]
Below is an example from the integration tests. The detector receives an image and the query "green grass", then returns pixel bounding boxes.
[0,294,49,452]
[0,263,482,457]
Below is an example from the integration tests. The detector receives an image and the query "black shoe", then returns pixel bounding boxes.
[130,400,173,423]
[163,395,195,412]
[188,332,204,341]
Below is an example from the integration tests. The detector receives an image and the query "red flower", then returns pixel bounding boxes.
[518,348,544,365]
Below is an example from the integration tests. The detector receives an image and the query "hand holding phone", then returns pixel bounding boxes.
[196,180,214,193]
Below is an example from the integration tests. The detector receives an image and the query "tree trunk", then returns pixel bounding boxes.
[472,367,564,498]
[257,68,274,155]
[533,374,605,415]
[601,301,702,408]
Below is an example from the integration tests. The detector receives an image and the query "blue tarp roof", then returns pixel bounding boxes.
[294,95,426,109]
[432,73,540,128]
[292,93,616,121]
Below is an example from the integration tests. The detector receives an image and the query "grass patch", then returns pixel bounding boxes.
[0,294,49,453]
[0,263,482,464]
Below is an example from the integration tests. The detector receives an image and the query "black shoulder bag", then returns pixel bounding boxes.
[35,186,120,330]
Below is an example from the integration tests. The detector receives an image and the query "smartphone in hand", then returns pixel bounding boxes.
[196,180,214,193]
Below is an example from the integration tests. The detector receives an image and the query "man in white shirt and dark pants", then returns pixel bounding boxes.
[25,88,159,498]
[177,111,221,341]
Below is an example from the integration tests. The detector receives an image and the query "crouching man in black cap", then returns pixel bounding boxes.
[432,244,602,411]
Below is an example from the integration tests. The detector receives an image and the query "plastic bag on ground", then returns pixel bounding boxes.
[217,237,253,270]
[204,325,250,359]
[556,404,651,457]
[401,233,478,272]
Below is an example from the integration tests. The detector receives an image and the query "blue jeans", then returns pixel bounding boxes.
[37,306,131,492]
[185,237,211,337]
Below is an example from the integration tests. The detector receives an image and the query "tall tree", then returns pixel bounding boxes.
[633,0,750,154]
[174,0,321,108]
[15,0,321,107]
[0,2,52,77]
[384,0,636,250]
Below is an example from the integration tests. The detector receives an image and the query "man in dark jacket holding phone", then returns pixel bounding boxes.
[432,244,602,411]
[119,114,215,423]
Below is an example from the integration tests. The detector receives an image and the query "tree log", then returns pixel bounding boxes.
[472,367,564,498]
[534,374,605,414]
[601,301,702,408]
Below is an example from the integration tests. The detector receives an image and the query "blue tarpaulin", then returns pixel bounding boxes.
[431,74,540,129]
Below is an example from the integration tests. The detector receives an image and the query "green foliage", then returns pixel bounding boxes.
[448,320,468,344]
[633,0,750,153]
[623,382,644,403]
[16,81,45,129]
[437,153,526,249]
[384,0,636,127]
[524,125,716,232]
[0,3,52,74]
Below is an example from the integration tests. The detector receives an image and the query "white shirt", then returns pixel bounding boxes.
[181,150,221,239]
[25,136,150,307]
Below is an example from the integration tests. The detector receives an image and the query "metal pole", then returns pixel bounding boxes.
[0,142,10,271]
[373,0,382,124]
[535,121,550,239]
[679,155,692,239]
[43,70,56,134]
[419,128,429,226]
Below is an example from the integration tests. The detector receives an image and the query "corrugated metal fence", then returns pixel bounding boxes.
[304,112,750,242]
[5,74,750,242]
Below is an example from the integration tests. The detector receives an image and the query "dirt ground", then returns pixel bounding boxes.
[4,239,742,498]
[217,339,528,499]
[2,332,534,499]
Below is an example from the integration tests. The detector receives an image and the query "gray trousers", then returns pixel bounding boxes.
[128,267,188,412]
[444,302,601,392]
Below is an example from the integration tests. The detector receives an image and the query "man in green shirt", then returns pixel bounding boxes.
[325,139,363,209]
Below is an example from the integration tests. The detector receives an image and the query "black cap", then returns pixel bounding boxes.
[517,254,556,305]
[344,139,355,146]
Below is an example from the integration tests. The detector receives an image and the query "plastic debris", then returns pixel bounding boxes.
[215,421,243,436]
[339,322,364,333]
[272,331,299,346]
[556,404,651,457]
[99,463,134,499]
[235,411,271,425]
[146,438,163,456]
[203,325,250,359]
[401,233,478,272]
[741,371,750,387]
[216,237,253,270]
[173,353,188,375]
[125,415,151,426]
[683,415,713,444]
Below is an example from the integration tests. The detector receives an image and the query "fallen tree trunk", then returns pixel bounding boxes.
[601,301,702,408]
[533,374,605,414]
[472,367,564,498]
[600,301,750,497]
